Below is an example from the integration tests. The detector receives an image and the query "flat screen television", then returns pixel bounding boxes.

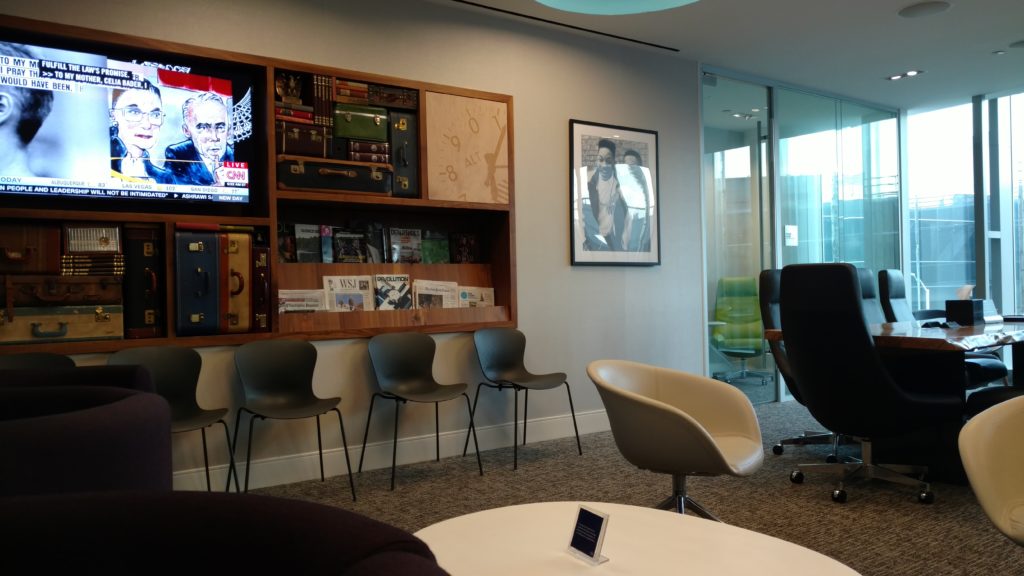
[0,23,267,217]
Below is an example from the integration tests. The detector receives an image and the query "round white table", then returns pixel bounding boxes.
[415,501,860,575]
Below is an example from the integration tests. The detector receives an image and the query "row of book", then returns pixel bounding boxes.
[278,223,481,265]
[277,274,494,313]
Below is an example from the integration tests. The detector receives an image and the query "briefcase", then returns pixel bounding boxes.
[219,232,252,333]
[276,120,331,157]
[0,304,124,344]
[175,231,220,336]
[123,224,164,339]
[332,103,388,142]
[277,155,393,195]
[0,222,60,274]
[389,111,419,198]
[251,245,271,332]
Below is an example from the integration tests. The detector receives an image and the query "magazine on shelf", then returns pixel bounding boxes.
[320,225,334,263]
[387,227,422,263]
[450,232,480,263]
[277,222,297,263]
[458,286,495,308]
[278,289,328,313]
[421,230,451,264]
[323,275,375,312]
[294,223,322,263]
[332,228,370,263]
[413,279,459,309]
[374,273,413,310]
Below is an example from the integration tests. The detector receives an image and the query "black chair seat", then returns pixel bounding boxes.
[493,370,568,390]
[380,383,468,404]
[966,386,1024,417]
[963,356,1009,388]
[244,396,343,420]
[171,407,229,434]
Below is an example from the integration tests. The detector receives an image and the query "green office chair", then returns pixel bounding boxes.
[710,276,770,385]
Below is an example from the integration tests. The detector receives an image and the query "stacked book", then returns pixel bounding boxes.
[61,253,125,276]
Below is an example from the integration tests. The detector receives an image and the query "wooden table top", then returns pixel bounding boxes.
[765,321,1024,352]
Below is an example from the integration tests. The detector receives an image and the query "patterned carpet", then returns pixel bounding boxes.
[255,401,1024,576]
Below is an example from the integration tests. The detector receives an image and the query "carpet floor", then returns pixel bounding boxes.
[254,400,1024,575]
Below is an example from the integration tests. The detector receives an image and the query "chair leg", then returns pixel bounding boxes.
[243,413,261,493]
[200,427,211,491]
[332,407,356,501]
[315,414,325,482]
[522,388,529,445]
[654,475,721,521]
[513,387,519,470]
[435,402,441,462]
[219,419,239,493]
[462,382,485,457]
[358,393,381,473]
[564,382,583,455]
[462,392,483,476]
[390,399,401,491]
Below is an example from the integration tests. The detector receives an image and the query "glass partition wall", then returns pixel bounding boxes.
[703,73,901,404]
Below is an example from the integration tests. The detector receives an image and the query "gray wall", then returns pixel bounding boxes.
[5,0,705,488]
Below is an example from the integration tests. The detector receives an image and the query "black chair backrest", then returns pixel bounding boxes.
[235,340,319,404]
[473,328,528,382]
[758,269,801,402]
[878,269,916,323]
[0,353,75,370]
[367,332,438,397]
[780,263,953,438]
[108,346,202,410]
[857,267,888,325]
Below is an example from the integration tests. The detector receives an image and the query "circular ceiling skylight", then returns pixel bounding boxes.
[535,0,700,15]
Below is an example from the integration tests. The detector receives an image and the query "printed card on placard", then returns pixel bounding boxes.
[323,275,375,311]
[374,273,413,310]
[567,505,610,565]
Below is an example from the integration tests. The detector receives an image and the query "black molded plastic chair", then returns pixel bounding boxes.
[234,340,355,499]
[0,352,75,370]
[759,269,838,457]
[360,332,482,490]
[108,345,237,492]
[462,327,581,470]
[781,263,964,503]
[878,268,1009,389]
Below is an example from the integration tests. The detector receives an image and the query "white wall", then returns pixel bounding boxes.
[6,0,706,489]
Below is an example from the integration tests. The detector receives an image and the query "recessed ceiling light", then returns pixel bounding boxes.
[897,1,951,18]
[887,70,925,81]
[535,0,700,15]
[993,50,1007,56]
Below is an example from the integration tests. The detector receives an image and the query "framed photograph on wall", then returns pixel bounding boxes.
[569,120,660,266]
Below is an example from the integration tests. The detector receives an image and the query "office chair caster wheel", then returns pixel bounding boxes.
[789,470,804,484]
[918,491,935,504]
[772,444,784,455]
[825,454,838,463]
[831,489,848,503]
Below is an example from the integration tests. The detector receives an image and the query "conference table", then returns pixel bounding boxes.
[415,501,861,575]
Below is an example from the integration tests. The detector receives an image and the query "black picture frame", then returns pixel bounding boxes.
[569,119,660,266]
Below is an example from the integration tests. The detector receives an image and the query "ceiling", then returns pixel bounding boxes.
[446,0,1024,114]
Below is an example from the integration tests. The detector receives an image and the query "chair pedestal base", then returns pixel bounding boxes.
[653,475,721,521]
[792,439,933,503]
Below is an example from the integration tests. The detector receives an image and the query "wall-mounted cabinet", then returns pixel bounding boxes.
[0,16,516,355]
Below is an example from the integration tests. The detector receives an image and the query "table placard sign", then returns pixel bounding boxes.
[567,504,610,565]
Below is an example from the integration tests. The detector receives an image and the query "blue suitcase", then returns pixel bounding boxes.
[175,231,220,336]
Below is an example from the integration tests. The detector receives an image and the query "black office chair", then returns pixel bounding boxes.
[462,327,582,470]
[234,340,356,500]
[108,345,237,492]
[759,269,840,458]
[360,332,483,490]
[780,263,964,503]
[878,269,1009,389]
[0,352,76,370]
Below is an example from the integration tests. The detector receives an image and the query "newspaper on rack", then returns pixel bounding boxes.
[278,289,328,313]
[413,279,459,309]
[323,275,375,312]
[458,286,495,308]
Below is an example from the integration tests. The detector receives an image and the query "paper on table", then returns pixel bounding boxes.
[955,285,975,300]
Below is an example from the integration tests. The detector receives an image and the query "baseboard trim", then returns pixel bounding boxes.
[172,409,610,491]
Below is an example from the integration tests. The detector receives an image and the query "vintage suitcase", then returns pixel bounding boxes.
[252,244,271,332]
[0,304,124,344]
[389,111,419,198]
[2,275,122,322]
[368,84,418,110]
[349,152,390,164]
[123,224,164,339]
[276,120,331,157]
[219,232,252,333]
[63,223,122,255]
[332,103,388,142]
[277,155,393,195]
[175,231,220,336]
[0,222,60,274]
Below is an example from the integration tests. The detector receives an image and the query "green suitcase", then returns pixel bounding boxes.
[333,103,388,142]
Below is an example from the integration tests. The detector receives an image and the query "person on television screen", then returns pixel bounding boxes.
[110,82,174,184]
[585,138,627,251]
[0,42,54,178]
[164,92,234,186]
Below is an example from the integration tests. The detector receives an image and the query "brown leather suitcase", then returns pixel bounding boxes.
[3,274,122,323]
[276,120,331,157]
[0,222,60,274]
[0,304,124,344]
[220,232,252,333]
